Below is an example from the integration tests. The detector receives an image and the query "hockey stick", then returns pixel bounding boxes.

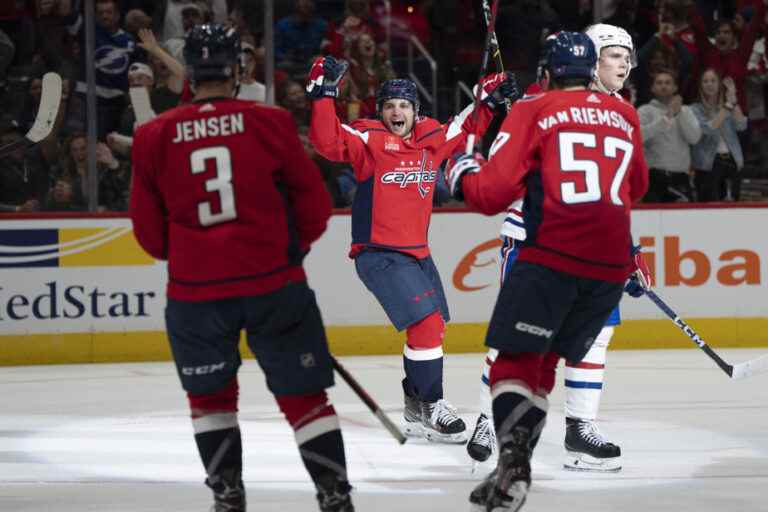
[644,289,768,380]
[331,356,407,444]
[0,72,62,159]
[465,0,500,154]
[481,0,510,113]
[129,86,157,126]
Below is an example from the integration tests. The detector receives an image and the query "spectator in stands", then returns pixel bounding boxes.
[0,29,13,92]
[688,1,766,114]
[277,79,310,128]
[691,69,748,201]
[0,122,52,213]
[326,0,383,59]
[275,0,329,78]
[342,32,395,121]
[136,28,184,99]
[109,61,155,158]
[66,0,139,138]
[745,11,768,172]
[237,41,266,101]
[61,133,131,211]
[636,15,694,106]
[638,69,702,202]
[43,177,81,211]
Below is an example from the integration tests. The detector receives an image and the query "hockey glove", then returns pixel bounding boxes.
[630,244,652,290]
[475,71,522,111]
[624,274,645,298]
[445,152,485,201]
[305,56,349,99]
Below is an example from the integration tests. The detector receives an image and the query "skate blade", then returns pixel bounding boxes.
[564,451,621,473]
[425,430,468,444]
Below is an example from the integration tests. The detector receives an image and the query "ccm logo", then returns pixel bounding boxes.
[182,362,226,376]
[515,321,553,339]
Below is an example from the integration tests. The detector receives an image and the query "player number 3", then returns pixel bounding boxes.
[559,132,633,206]
[190,146,237,226]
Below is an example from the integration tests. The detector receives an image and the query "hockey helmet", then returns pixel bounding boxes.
[538,31,597,81]
[584,24,637,69]
[376,79,419,115]
[184,24,241,83]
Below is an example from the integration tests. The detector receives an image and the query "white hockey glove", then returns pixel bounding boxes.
[445,152,485,201]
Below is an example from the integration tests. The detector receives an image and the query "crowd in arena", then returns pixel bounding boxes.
[1,0,767,213]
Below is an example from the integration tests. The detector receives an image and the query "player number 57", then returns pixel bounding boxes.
[558,132,633,206]
[190,146,237,226]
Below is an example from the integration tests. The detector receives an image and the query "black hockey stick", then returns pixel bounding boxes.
[0,72,62,159]
[644,289,768,380]
[332,356,407,444]
[465,0,500,154]
[481,0,510,112]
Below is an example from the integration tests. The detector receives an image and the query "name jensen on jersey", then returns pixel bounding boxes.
[538,107,634,138]
[172,113,245,143]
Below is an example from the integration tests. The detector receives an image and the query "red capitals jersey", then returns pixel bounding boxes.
[461,90,649,283]
[130,98,332,301]
[310,98,492,259]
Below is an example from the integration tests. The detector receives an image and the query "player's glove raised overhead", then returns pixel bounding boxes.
[445,152,486,201]
[475,71,522,111]
[628,244,652,294]
[305,56,349,99]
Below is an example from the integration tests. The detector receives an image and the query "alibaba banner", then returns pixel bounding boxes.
[1,208,767,364]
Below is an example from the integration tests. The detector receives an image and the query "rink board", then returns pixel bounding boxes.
[1,207,767,365]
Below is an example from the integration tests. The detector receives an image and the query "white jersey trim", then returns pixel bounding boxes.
[341,124,370,144]
[445,103,474,141]
[491,379,534,401]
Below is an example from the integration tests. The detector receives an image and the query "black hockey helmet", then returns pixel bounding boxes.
[376,79,419,115]
[184,23,241,83]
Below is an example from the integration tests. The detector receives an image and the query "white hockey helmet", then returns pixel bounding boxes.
[584,23,637,69]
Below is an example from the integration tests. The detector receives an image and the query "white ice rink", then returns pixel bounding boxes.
[1,349,767,512]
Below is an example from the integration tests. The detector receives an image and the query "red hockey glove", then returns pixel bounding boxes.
[445,152,485,201]
[475,71,522,111]
[631,244,652,290]
[305,56,349,99]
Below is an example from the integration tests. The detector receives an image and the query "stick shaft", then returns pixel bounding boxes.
[332,357,406,444]
[644,289,734,377]
[466,0,500,155]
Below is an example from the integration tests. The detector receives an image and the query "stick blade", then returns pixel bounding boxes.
[730,354,768,380]
[130,86,157,126]
[27,72,62,143]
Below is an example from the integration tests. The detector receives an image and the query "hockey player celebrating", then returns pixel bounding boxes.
[306,56,520,443]
[466,23,643,474]
[446,31,649,511]
[130,24,355,512]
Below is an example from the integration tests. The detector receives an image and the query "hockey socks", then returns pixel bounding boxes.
[188,378,245,510]
[276,392,350,490]
[403,312,445,402]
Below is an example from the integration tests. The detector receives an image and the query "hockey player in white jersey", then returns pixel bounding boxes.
[466,24,642,473]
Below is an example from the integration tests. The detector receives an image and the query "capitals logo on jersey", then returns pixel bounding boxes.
[380,151,436,199]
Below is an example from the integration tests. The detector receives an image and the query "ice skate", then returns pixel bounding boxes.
[315,473,354,512]
[421,399,467,443]
[206,468,246,512]
[467,413,496,463]
[469,428,531,511]
[563,417,621,472]
[402,390,425,438]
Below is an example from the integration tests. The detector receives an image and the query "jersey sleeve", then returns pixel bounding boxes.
[461,105,536,215]
[309,98,370,178]
[437,102,495,159]
[129,121,168,260]
[271,109,332,251]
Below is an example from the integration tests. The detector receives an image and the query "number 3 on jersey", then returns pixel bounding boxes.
[559,132,633,206]
[190,146,237,226]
